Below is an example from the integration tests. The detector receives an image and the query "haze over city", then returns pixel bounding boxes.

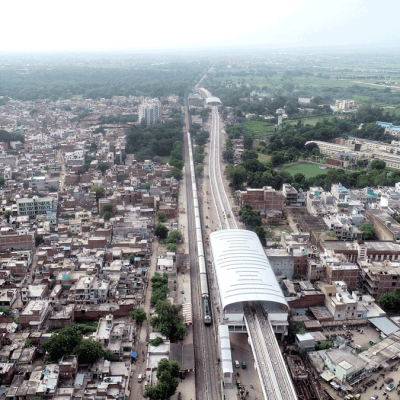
[2,0,400,52]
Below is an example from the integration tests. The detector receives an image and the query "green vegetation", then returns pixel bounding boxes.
[244,120,276,138]
[154,224,169,239]
[35,235,44,247]
[356,346,368,354]
[73,321,99,334]
[126,112,183,163]
[379,288,400,311]
[359,223,375,240]
[0,129,25,144]
[0,61,206,101]
[166,243,178,252]
[315,340,334,351]
[166,230,182,244]
[147,337,164,347]
[157,211,167,223]
[149,300,188,341]
[144,358,181,400]
[42,326,82,361]
[130,308,147,325]
[75,339,105,363]
[96,162,110,173]
[150,272,169,305]
[0,306,12,317]
[90,186,105,201]
[282,163,330,179]
[3,210,12,223]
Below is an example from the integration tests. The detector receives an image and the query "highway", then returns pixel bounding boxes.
[200,89,297,400]
[183,104,220,400]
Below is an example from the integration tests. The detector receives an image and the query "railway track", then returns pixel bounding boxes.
[183,106,220,400]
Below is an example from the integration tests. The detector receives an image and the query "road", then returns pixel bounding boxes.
[183,104,221,400]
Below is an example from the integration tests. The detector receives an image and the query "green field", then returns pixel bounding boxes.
[73,94,83,99]
[160,156,171,164]
[258,153,271,163]
[244,120,276,138]
[281,162,330,179]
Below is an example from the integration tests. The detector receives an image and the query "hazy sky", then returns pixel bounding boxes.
[2,0,400,52]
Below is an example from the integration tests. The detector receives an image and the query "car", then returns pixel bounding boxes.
[242,361,246,369]
[181,290,185,294]
[387,383,395,391]
[234,360,240,368]
[370,395,378,400]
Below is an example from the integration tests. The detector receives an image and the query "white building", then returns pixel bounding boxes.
[139,99,161,126]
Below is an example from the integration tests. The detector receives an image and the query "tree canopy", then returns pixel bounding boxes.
[144,358,180,400]
[154,224,169,239]
[149,300,188,341]
[42,326,82,361]
[130,308,147,324]
[359,223,375,240]
[75,338,105,363]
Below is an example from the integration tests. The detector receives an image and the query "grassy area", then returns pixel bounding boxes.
[281,162,330,179]
[73,94,83,99]
[286,116,335,127]
[258,153,271,163]
[244,120,276,138]
[160,156,171,164]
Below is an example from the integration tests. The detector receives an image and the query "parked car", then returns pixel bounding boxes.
[387,383,395,391]
[234,360,240,368]
[370,395,378,400]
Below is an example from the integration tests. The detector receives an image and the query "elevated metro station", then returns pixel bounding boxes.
[209,229,289,335]
[206,96,221,105]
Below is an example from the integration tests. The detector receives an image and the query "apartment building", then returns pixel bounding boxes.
[335,100,356,111]
[238,186,285,214]
[358,259,400,299]
[138,99,161,126]
[74,276,109,305]
[26,176,59,191]
[282,184,306,206]
[16,196,57,216]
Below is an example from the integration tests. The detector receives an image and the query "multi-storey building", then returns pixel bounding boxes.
[17,196,57,216]
[74,276,109,305]
[138,99,161,126]
[238,186,285,214]
[358,260,400,299]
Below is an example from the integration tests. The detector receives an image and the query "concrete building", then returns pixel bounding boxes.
[366,209,400,241]
[26,176,59,191]
[359,259,400,299]
[238,186,285,214]
[282,184,305,206]
[17,196,57,216]
[335,100,356,111]
[277,108,285,125]
[139,99,161,126]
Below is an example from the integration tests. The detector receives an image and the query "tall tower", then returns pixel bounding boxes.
[276,108,285,126]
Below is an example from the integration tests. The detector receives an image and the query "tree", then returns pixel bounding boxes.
[239,204,262,228]
[4,210,12,223]
[370,159,386,170]
[243,135,253,150]
[145,358,180,400]
[96,162,110,173]
[103,204,113,213]
[359,223,375,240]
[0,176,5,186]
[166,243,178,252]
[130,308,147,324]
[166,230,182,244]
[75,338,104,363]
[169,167,182,180]
[379,288,400,311]
[226,165,247,190]
[42,326,82,361]
[195,165,204,175]
[0,306,12,316]
[150,273,169,305]
[32,397,43,400]
[104,350,114,361]
[90,186,105,201]
[241,150,258,161]
[154,223,169,239]
[149,300,188,341]
[25,339,33,347]
[103,211,112,221]
[157,211,167,223]
[254,226,267,247]
[35,235,44,247]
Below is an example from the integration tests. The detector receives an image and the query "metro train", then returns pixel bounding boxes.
[187,131,212,325]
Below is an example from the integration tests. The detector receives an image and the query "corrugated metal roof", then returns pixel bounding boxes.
[369,317,400,336]
[210,230,287,311]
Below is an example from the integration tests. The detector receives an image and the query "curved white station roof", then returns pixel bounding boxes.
[206,96,221,104]
[210,230,288,311]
